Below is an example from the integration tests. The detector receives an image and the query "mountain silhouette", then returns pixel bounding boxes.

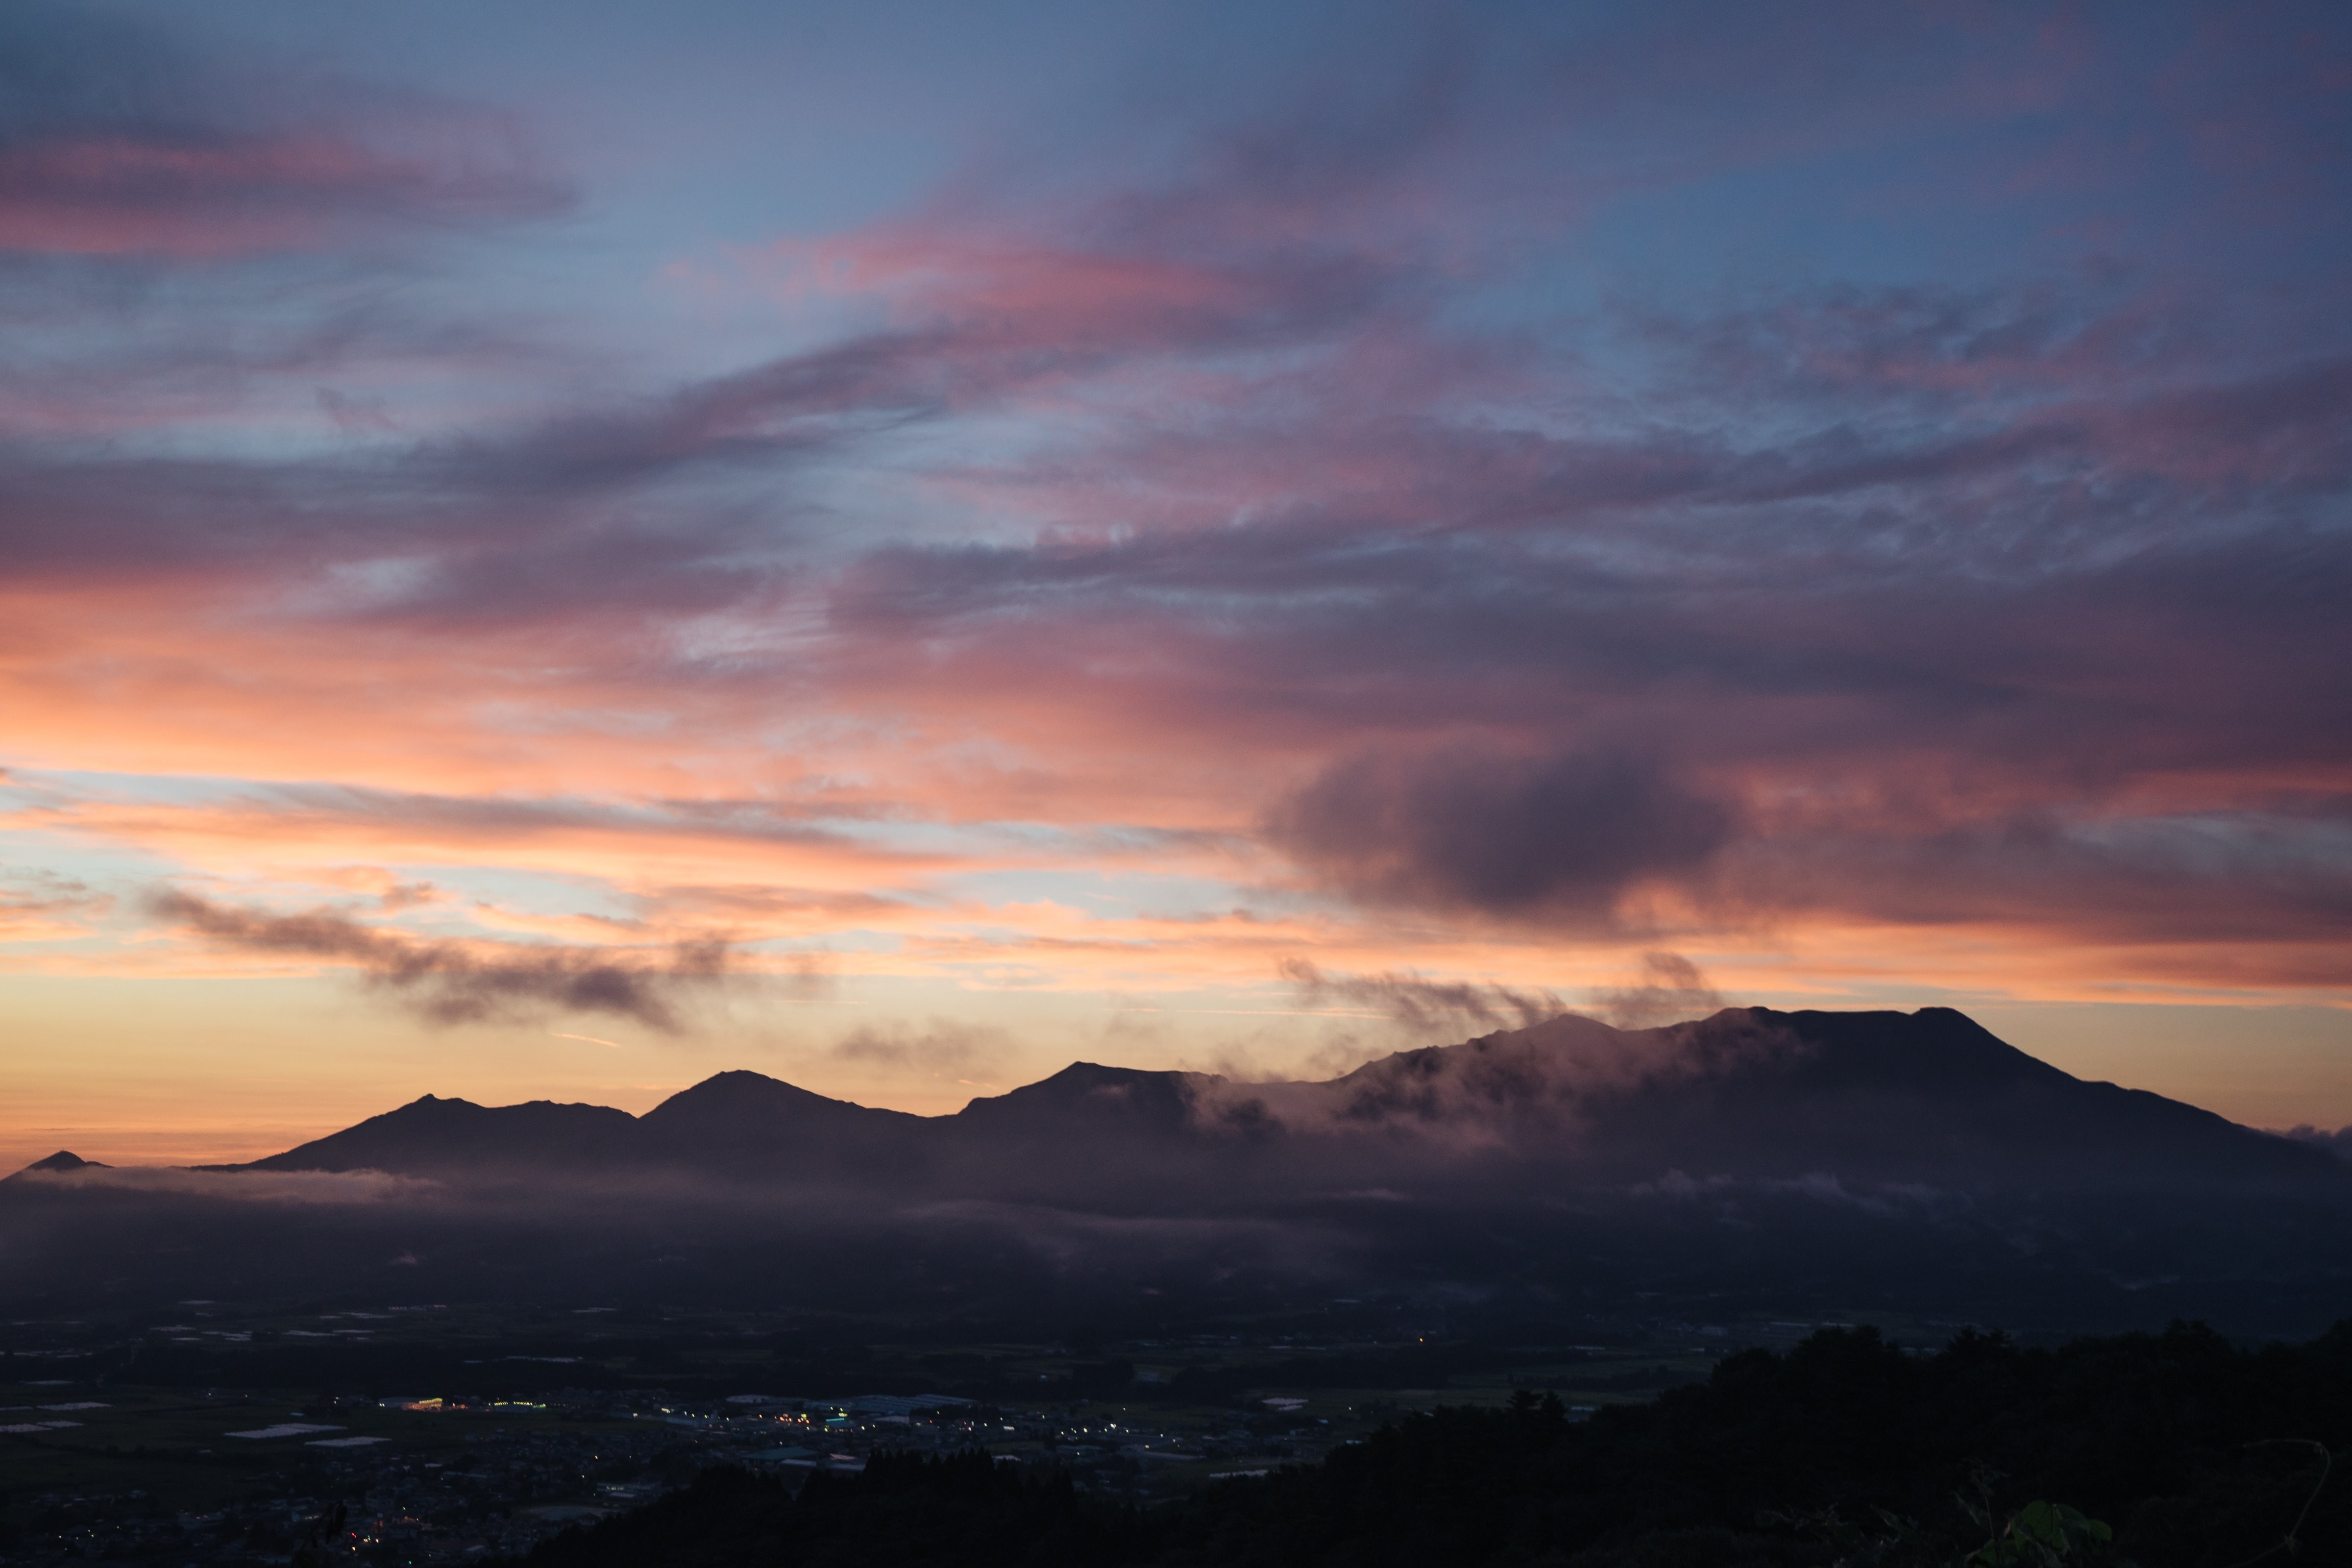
[637,1068,930,1178]
[1640,1006,2326,1185]
[16,1150,106,1174]
[176,1007,2331,1197]
[225,1095,637,1174]
[1283,1005,2325,1188]
[953,1063,1212,1139]
[9,1008,2350,1339]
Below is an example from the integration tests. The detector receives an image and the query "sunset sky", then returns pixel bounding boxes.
[4,0,2348,1170]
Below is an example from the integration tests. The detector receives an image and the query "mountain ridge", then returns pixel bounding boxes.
[29,1006,2327,1195]
[9,1007,2349,1338]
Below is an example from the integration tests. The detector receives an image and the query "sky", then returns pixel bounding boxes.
[3,0,2349,1168]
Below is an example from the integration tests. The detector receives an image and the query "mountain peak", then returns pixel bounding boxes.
[1747,1005,2073,1093]
[636,1069,924,1174]
[21,1150,105,1173]
[1045,1060,1213,1089]
[237,1093,637,1173]
[955,1060,1219,1137]
[643,1069,915,1123]
[656,1069,832,1106]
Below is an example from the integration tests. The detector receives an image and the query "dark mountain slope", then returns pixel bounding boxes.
[1208,1006,2335,1191]
[935,1063,1240,1201]
[953,1063,1217,1140]
[1571,1007,2331,1187]
[4,1150,107,1177]
[637,1070,930,1177]
[223,1094,637,1173]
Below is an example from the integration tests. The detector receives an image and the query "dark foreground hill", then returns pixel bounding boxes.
[522,1320,2352,1568]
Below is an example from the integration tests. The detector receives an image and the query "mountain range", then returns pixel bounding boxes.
[10,1008,2352,1335]
[51,1005,2318,1198]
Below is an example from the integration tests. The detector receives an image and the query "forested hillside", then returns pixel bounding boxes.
[520,1320,2352,1567]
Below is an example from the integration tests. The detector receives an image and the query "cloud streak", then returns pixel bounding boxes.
[1278,959,1565,1034]
[147,890,734,1031]
[1591,953,1724,1031]
[830,1021,1010,1074]
[12,1163,434,1203]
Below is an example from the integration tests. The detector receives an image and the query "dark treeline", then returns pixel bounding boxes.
[520,1320,2352,1567]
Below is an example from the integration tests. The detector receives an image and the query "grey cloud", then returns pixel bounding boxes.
[0,869,112,922]
[830,1021,1008,1073]
[15,1164,434,1204]
[148,889,732,1031]
[2283,1126,2352,1164]
[317,387,398,434]
[1713,808,2352,955]
[1190,1008,1799,1154]
[1278,958,1564,1033]
[1590,952,1724,1030]
[378,881,440,912]
[1266,745,1735,922]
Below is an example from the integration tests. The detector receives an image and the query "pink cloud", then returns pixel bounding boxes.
[0,126,566,256]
